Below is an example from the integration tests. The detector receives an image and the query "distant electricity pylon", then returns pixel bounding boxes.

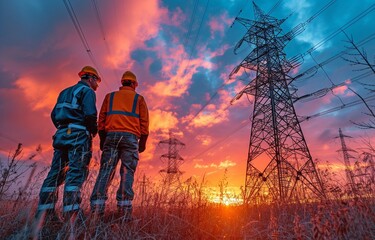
[139,174,147,206]
[159,131,185,186]
[337,128,358,196]
[230,2,325,203]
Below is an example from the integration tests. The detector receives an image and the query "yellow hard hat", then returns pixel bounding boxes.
[78,66,101,82]
[121,71,137,84]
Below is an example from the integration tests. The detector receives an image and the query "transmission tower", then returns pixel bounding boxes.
[139,174,147,206]
[337,128,358,196]
[230,2,325,203]
[159,131,185,186]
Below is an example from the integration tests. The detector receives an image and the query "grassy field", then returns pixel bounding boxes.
[1,145,374,239]
[1,185,374,239]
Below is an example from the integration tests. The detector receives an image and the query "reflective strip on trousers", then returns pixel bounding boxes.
[38,203,55,211]
[117,200,132,207]
[65,185,80,191]
[91,199,106,205]
[63,204,80,212]
[41,187,56,192]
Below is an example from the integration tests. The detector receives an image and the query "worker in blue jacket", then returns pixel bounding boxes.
[31,66,101,236]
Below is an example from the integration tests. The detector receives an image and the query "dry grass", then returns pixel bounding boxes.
[1,195,374,239]
[1,145,374,239]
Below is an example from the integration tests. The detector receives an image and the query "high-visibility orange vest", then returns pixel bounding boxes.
[98,86,149,137]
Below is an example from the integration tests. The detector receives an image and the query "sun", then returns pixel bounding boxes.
[208,194,243,206]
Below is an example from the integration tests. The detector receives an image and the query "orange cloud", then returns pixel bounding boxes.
[148,37,229,98]
[218,159,237,168]
[151,53,213,97]
[332,85,348,95]
[149,109,179,133]
[187,107,229,128]
[104,1,168,69]
[184,88,232,128]
[195,135,212,146]
[194,159,236,169]
[15,77,59,111]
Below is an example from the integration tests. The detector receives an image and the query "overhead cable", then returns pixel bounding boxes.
[63,0,110,90]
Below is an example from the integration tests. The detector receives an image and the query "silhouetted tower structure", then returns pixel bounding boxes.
[139,174,147,206]
[337,128,358,196]
[230,2,325,203]
[159,131,185,185]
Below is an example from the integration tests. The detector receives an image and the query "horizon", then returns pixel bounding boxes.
[1,0,375,193]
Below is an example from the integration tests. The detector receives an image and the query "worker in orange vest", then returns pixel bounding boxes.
[90,70,149,221]
[32,66,100,236]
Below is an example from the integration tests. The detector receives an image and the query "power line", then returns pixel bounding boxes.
[90,0,120,80]
[63,0,111,91]
[185,0,261,126]
[189,91,375,160]
[182,0,210,74]
[185,0,339,153]
[182,0,200,51]
[308,3,375,55]
[90,0,106,41]
[289,2,375,70]
[184,0,265,128]
[190,1,375,161]
[309,53,346,106]
[294,70,374,103]
[268,0,284,14]
[290,31,375,85]
[299,94,375,122]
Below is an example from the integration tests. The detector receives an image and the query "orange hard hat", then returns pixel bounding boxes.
[78,66,101,82]
[121,71,137,84]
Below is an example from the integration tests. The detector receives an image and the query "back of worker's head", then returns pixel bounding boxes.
[79,66,101,82]
[121,71,138,88]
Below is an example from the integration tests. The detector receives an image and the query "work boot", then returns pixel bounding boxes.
[117,205,133,222]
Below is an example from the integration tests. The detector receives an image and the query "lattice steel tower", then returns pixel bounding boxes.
[337,128,358,196]
[230,2,325,203]
[159,131,185,185]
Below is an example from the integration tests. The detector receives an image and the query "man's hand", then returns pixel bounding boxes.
[98,130,106,151]
[139,134,148,153]
[85,115,98,137]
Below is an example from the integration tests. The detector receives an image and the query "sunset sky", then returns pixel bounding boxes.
[1,0,375,193]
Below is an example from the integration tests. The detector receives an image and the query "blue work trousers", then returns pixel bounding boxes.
[37,127,92,216]
[90,132,139,213]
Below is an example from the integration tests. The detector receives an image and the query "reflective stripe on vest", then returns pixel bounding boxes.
[55,85,89,110]
[107,92,140,118]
